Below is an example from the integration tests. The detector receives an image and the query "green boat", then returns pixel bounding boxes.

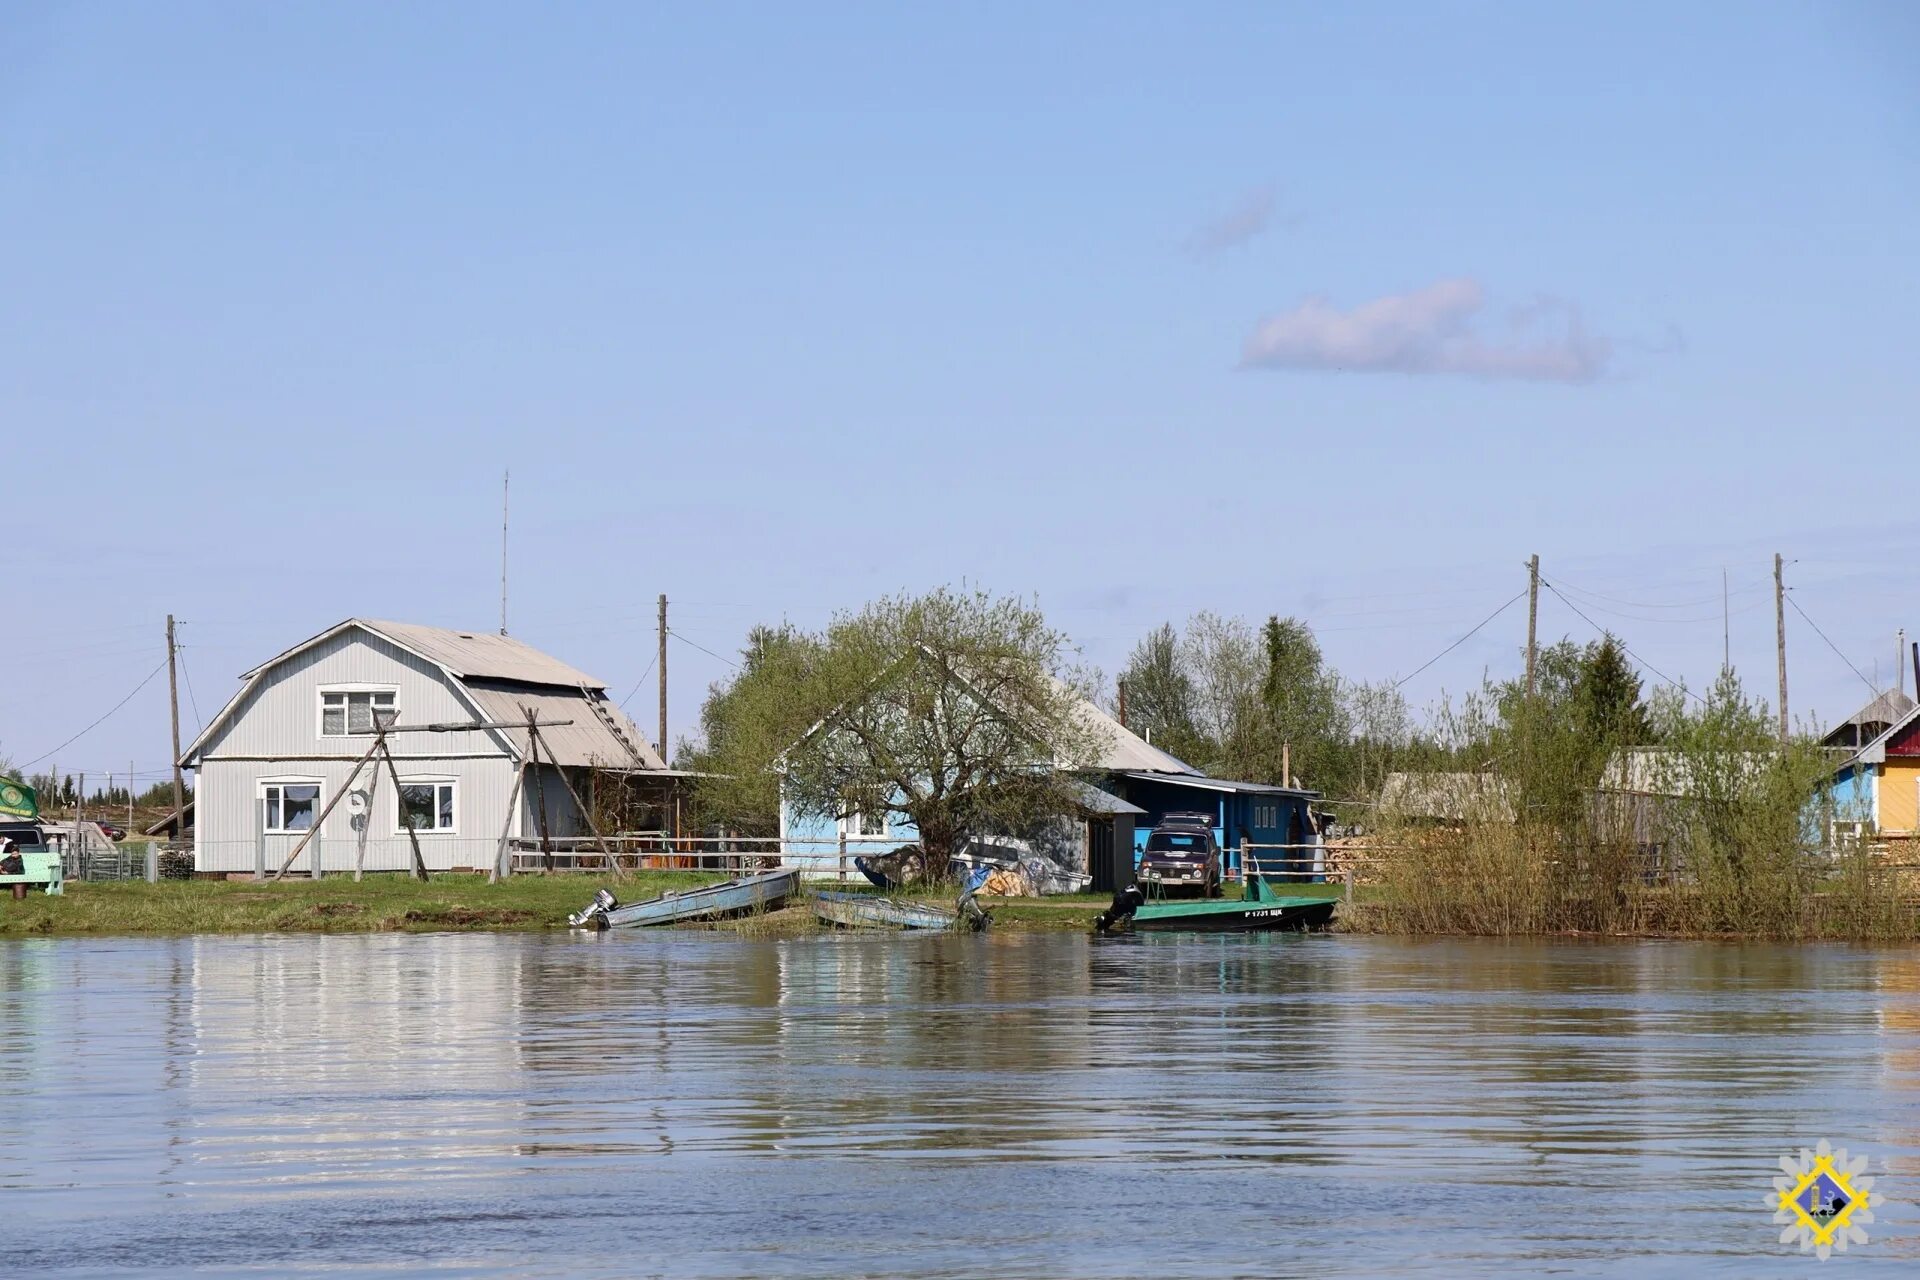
[1095,872,1337,934]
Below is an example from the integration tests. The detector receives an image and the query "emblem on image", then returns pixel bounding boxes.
[1768,1139,1882,1259]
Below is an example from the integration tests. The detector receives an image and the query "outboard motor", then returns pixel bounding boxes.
[567,888,618,930]
[1093,883,1145,934]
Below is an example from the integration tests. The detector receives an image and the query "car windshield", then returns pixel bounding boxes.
[1147,831,1210,856]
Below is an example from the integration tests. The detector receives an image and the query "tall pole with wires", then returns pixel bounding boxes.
[1774,553,1789,744]
[657,594,669,765]
[500,470,510,637]
[167,615,185,819]
[1525,555,1540,702]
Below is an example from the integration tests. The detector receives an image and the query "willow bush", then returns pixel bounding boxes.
[1366,662,1911,940]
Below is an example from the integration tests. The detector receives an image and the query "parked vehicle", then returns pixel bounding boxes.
[1137,813,1222,898]
[97,823,128,842]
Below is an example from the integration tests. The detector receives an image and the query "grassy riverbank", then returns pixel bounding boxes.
[0,874,1132,937]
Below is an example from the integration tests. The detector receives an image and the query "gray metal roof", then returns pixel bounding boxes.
[1824,689,1916,744]
[241,619,606,689]
[1060,686,1199,775]
[1068,780,1148,816]
[463,682,666,771]
[1118,770,1317,798]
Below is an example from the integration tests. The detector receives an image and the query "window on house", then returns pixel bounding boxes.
[397,780,457,833]
[841,807,888,838]
[262,782,321,833]
[321,689,397,736]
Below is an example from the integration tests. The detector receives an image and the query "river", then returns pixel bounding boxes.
[4,931,1917,1277]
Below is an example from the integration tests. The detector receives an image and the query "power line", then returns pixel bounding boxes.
[16,657,170,769]
[1539,578,1706,704]
[1391,589,1528,691]
[617,654,656,711]
[1783,592,1880,698]
[667,628,741,670]
[177,645,205,735]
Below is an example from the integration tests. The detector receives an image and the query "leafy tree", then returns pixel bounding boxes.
[1115,623,1207,766]
[691,587,1099,870]
[680,624,827,833]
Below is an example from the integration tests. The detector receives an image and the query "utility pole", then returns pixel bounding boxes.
[167,615,185,818]
[1900,628,1907,699]
[1525,554,1540,701]
[1774,553,1789,744]
[1117,679,1129,729]
[1722,568,1730,672]
[128,760,135,829]
[500,470,510,636]
[657,594,669,766]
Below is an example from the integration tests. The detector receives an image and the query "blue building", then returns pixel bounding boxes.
[777,682,1321,889]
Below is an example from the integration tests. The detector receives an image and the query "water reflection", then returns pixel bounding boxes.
[2,932,1917,1276]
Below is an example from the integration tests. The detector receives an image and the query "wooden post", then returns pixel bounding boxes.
[1775,552,1789,744]
[533,721,625,880]
[270,735,383,880]
[838,830,847,883]
[527,710,554,873]
[376,731,431,882]
[1525,554,1540,701]
[167,615,185,820]
[657,593,669,767]
[489,754,529,884]
[353,769,374,882]
[1117,679,1128,729]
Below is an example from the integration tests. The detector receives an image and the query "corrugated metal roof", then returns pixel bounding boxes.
[1069,780,1148,815]
[463,682,666,770]
[1118,770,1314,797]
[359,620,605,688]
[1059,687,1199,775]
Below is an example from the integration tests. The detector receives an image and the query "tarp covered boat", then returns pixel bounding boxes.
[811,890,990,932]
[569,868,799,930]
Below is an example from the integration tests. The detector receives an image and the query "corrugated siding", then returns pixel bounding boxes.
[195,755,522,873]
[201,631,506,761]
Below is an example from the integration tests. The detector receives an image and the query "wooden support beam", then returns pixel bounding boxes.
[269,735,383,881]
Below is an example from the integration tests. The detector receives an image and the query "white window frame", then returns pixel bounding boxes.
[838,807,890,840]
[318,684,399,738]
[259,776,325,835]
[393,776,459,836]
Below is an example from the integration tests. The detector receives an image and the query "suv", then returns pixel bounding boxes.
[1137,813,1222,898]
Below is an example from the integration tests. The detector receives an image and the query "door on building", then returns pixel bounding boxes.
[1089,818,1115,893]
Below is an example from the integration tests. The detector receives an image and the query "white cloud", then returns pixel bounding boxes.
[1240,277,1610,383]
[1187,187,1279,256]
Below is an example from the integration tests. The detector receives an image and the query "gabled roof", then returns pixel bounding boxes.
[1851,697,1920,767]
[1822,689,1916,748]
[241,619,601,688]
[1060,683,1198,775]
[186,618,665,769]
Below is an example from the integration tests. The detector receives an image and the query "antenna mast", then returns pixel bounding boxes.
[500,470,510,636]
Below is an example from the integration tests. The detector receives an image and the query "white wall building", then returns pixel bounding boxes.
[182,619,666,875]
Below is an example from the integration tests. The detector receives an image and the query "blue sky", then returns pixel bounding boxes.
[3,2,1916,791]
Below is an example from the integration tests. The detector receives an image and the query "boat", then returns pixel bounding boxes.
[1129,893,1337,933]
[811,890,990,932]
[1093,872,1337,934]
[568,868,799,930]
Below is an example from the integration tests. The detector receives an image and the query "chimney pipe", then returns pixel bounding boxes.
[1117,679,1129,730]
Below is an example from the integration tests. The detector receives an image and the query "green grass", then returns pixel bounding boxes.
[0,871,727,937]
[0,872,1364,938]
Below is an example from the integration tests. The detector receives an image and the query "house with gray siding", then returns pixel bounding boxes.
[181,619,667,875]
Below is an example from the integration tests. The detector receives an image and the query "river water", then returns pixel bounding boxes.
[4,931,1918,1277]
